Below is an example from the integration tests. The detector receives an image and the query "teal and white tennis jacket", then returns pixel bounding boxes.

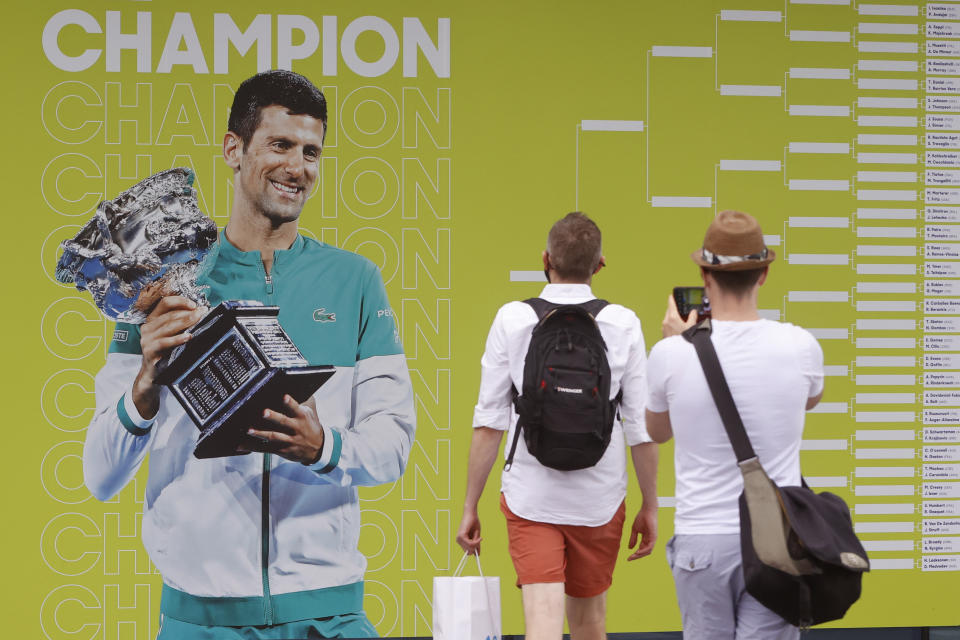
[83,233,416,627]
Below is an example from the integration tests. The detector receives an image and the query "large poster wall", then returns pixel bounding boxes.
[8,1,959,637]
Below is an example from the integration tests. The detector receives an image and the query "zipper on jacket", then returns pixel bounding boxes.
[264,272,274,295]
[261,452,274,625]
[259,253,278,624]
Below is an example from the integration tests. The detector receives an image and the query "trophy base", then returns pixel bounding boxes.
[193,366,334,459]
[154,300,335,459]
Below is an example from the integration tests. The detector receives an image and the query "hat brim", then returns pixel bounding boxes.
[690,248,776,271]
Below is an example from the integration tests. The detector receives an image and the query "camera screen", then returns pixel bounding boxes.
[684,288,703,305]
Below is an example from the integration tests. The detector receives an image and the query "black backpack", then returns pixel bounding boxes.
[505,298,619,471]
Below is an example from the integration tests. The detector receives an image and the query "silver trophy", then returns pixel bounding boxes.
[57,168,334,458]
[55,167,218,323]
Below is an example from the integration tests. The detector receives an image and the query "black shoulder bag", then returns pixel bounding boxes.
[682,319,870,629]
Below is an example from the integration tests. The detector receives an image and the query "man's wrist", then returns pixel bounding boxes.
[132,370,161,420]
[118,389,157,436]
[304,430,326,466]
[307,425,340,473]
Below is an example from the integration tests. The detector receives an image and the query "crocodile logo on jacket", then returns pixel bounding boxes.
[313,308,336,323]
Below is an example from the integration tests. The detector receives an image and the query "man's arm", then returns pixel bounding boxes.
[455,304,515,555]
[645,409,673,443]
[456,426,505,555]
[281,263,415,485]
[614,308,660,560]
[84,347,155,501]
[84,297,205,501]
[627,442,659,560]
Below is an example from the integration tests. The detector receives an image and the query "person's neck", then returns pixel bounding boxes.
[224,213,298,274]
[547,272,591,286]
[708,291,760,321]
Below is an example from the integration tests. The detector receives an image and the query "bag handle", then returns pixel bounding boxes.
[452,552,499,639]
[681,319,757,463]
[453,550,487,577]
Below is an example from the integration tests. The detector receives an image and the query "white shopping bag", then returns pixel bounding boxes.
[433,551,501,640]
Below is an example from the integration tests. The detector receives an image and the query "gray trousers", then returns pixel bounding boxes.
[666,534,799,640]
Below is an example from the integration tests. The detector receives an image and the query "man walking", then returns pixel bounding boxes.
[83,70,416,638]
[645,210,824,639]
[456,212,659,640]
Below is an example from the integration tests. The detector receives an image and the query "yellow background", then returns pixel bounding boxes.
[5,1,957,637]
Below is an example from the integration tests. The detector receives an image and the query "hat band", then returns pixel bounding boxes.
[702,247,768,266]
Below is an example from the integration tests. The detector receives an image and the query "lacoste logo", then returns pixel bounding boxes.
[113,329,129,342]
[556,386,583,394]
[313,308,336,323]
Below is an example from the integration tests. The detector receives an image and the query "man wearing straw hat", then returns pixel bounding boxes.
[645,210,824,639]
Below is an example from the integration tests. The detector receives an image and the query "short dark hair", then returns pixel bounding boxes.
[704,267,766,297]
[546,212,602,281]
[228,70,327,149]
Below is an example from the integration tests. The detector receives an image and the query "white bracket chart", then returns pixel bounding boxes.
[569,1,960,574]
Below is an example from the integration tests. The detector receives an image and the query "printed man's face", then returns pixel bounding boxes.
[232,104,325,225]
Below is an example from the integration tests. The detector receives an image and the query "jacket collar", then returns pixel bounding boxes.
[214,230,306,268]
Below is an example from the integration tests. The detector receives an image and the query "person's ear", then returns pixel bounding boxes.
[223,131,243,171]
[757,266,769,287]
[542,250,550,271]
[594,256,606,274]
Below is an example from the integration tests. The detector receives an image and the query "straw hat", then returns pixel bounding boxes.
[691,210,776,271]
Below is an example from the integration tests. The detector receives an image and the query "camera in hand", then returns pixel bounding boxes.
[673,286,711,321]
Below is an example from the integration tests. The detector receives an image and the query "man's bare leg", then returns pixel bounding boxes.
[521,582,565,640]
[566,591,607,640]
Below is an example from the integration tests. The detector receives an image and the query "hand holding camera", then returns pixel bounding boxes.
[662,287,710,338]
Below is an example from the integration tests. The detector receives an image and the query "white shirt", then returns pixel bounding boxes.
[473,283,650,526]
[647,319,824,534]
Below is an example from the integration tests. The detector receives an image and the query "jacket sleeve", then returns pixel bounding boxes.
[83,323,157,501]
[309,264,416,486]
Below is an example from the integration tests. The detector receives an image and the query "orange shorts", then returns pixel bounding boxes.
[499,493,626,598]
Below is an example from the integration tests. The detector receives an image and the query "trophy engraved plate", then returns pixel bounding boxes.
[176,328,265,424]
[156,301,335,459]
[236,317,306,366]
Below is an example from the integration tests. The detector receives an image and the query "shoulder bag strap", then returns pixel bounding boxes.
[681,319,757,462]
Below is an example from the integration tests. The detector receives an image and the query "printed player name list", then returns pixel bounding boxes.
[922,0,960,573]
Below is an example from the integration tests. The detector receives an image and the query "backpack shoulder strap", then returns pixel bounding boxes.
[580,298,609,317]
[523,297,556,320]
[505,299,550,471]
[525,297,609,320]
[505,422,522,471]
[682,319,757,463]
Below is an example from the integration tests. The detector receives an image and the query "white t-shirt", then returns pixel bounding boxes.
[647,319,824,535]
[472,283,651,526]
